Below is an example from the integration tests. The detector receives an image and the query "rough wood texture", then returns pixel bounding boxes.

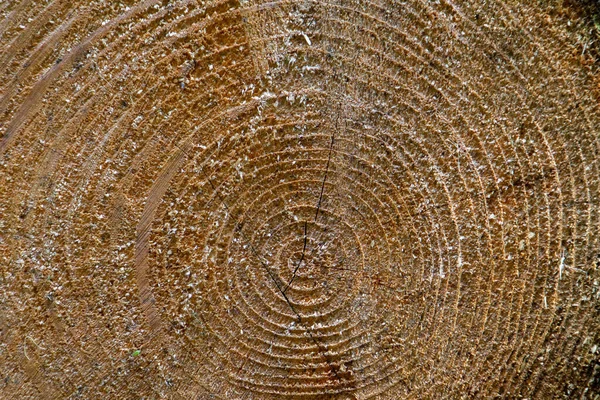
[1,0,599,398]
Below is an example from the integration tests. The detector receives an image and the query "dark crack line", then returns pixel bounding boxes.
[283,220,308,294]
[284,123,337,292]
[198,166,344,385]
[314,128,336,223]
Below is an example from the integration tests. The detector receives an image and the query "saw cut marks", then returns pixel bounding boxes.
[0,0,599,399]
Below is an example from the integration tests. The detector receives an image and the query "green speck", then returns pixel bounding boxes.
[132,349,141,357]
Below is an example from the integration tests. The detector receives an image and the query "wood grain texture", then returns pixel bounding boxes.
[1,0,599,398]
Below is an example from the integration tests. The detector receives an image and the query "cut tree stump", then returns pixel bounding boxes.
[0,0,599,398]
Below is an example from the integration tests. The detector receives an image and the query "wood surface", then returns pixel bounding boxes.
[0,0,599,398]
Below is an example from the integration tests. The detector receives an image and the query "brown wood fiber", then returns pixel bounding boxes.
[0,0,599,398]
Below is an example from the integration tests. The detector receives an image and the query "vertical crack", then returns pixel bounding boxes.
[284,220,308,294]
[314,130,336,222]
[285,117,337,292]
[199,165,346,387]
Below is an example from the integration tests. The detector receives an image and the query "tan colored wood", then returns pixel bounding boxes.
[0,0,599,398]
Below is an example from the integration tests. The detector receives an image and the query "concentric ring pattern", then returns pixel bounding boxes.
[1,0,599,398]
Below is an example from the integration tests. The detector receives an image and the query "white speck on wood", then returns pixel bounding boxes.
[302,33,311,46]
[559,249,565,280]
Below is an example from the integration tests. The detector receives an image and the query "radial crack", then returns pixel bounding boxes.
[283,220,308,294]
[314,128,336,223]
[200,167,346,386]
[285,124,337,292]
